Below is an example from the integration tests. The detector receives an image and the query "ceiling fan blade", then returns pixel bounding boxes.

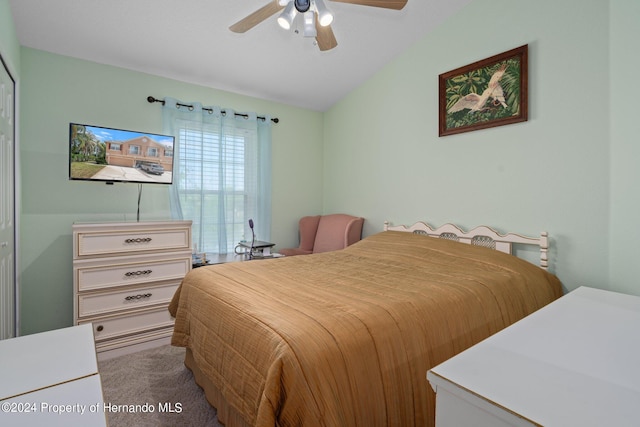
[229,1,284,33]
[329,0,407,10]
[315,21,338,51]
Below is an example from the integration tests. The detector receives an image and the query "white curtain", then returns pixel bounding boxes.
[162,98,272,254]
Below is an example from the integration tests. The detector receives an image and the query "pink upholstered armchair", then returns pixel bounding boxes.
[279,214,365,256]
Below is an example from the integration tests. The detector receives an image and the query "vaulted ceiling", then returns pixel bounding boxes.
[9,0,472,111]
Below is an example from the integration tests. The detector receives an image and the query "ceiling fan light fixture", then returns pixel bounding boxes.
[294,0,311,13]
[277,1,296,30]
[314,0,334,27]
[303,11,317,37]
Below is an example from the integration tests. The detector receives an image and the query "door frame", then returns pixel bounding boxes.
[0,51,18,338]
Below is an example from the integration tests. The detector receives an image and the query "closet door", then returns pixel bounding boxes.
[0,55,15,339]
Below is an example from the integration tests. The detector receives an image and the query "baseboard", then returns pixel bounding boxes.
[96,334,172,361]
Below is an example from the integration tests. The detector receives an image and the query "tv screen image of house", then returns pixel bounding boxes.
[69,123,175,184]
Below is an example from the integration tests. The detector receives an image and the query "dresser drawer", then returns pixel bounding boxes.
[80,308,174,342]
[76,256,190,292]
[75,224,191,258]
[77,282,180,318]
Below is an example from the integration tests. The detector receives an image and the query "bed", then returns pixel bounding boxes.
[168,221,563,427]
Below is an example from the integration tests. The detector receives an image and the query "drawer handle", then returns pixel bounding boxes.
[125,293,153,301]
[124,269,153,277]
[124,237,153,244]
[96,325,104,332]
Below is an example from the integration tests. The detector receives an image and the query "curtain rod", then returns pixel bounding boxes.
[146,96,279,124]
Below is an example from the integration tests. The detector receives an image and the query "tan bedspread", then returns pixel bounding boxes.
[169,230,562,427]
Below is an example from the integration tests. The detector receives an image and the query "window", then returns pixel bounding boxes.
[109,143,121,151]
[128,145,140,155]
[176,126,254,253]
[147,147,159,157]
[163,101,271,256]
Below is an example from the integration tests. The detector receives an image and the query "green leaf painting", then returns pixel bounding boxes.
[445,58,521,131]
[438,45,527,137]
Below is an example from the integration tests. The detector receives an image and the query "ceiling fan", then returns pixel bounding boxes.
[230,0,408,52]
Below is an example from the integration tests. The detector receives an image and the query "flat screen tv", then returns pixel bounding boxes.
[69,123,175,185]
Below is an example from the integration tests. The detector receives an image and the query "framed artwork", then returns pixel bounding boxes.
[439,44,528,137]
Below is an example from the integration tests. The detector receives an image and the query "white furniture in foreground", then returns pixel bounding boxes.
[0,324,106,426]
[73,220,192,360]
[427,286,640,427]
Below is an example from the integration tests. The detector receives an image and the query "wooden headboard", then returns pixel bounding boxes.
[384,221,549,270]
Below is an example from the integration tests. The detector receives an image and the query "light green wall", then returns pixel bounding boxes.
[609,0,640,296]
[6,0,640,334]
[18,48,323,334]
[324,0,616,294]
[0,0,20,76]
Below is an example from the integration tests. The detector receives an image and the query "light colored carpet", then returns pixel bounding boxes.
[98,345,222,427]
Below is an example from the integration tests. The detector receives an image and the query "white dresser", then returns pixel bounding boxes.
[0,324,107,426]
[427,286,640,427]
[73,220,192,360]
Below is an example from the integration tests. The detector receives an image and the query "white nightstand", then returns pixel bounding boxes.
[0,324,107,426]
[427,286,640,427]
